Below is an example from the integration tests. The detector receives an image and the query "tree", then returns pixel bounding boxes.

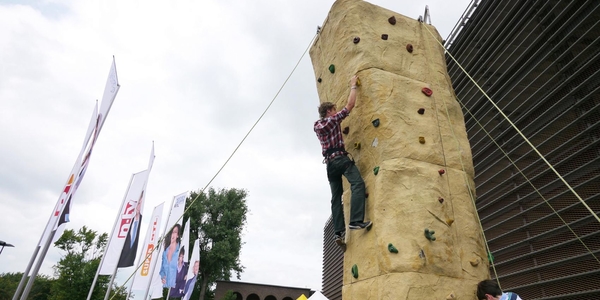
[51,226,128,300]
[184,187,248,300]
[0,272,53,300]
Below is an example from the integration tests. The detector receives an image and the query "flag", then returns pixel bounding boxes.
[150,192,188,298]
[39,103,97,246]
[130,202,164,291]
[181,239,200,300]
[40,58,120,246]
[169,218,190,298]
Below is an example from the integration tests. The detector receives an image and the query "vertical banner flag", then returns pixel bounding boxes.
[39,103,98,246]
[131,202,164,291]
[182,239,200,300]
[99,170,148,274]
[99,144,155,273]
[169,218,190,298]
[150,192,188,299]
[40,57,120,246]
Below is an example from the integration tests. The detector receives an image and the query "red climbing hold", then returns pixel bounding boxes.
[406,44,413,53]
[438,169,445,175]
[422,87,433,97]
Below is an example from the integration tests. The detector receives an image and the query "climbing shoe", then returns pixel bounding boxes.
[334,231,346,246]
[349,221,372,230]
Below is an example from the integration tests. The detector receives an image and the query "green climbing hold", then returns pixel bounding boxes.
[351,264,358,278]
[424,228,436,241]
[373,166,380,175]
[329,64,335,74]
[488,251,494,263]
[388,243,398,253]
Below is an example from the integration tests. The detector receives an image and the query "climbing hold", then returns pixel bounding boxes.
[424,228,436,241]
[353,36,360,44]
[351,264,359,278]
[419,137,425,144]
[406,44,413,53]
[446,292,456,300]
[372,119,380,127]
[438,197,444,203]
[388,243,398,253]
[488,251,494,263]
[317,77,322,83]
[381,34,388,40]
[365,192,369,198]
[446,219,454,226]
[343,126,349,135]
[470,258,481,266]
[329,64,335,74]
[372,137,378,147]
[388,16,396,25]
[438,169,446,175]
[354,142,361,150]
[422,87,433,96]
[356,77,361,86]
[419,249,425,259]
[373,166,380,175]
[418,108,425,114]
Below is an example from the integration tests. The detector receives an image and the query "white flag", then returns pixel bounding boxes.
[40,103,98,246]
[99,170,149,274]
[182,239,200,300]
[131,202,164,291]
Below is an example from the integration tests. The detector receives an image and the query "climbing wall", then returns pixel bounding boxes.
[309,1,489,299]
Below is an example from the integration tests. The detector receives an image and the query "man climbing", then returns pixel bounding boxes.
[314,74,372,247]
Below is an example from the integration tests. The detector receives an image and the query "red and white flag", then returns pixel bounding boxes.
[130,202,164,291]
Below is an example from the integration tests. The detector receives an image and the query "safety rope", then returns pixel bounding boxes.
[109,32,318,299]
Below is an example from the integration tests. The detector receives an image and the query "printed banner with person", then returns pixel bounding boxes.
[130,202,164,292]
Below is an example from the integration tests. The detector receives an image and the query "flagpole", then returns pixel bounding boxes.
[19,228,56,300]
[103,267,118,300]
[144,195,176,300]
[87,173,135,300]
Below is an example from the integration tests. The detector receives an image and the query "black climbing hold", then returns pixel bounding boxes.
[425,228,436,241]
[438,197,444,203]
[373,166,380,175]
[419,137,425,144]
[388,243,398,253]
[365,192,369,198]
[343,126,349,135]
[351,264,359,278]
[406,44,413,53]
[353,36,360,44]
[381,34,388,40]
[317,78,322,83]
[329,64,335,74]
[372,119,380,127]
[418,108,425,114]
[388,16,396,25]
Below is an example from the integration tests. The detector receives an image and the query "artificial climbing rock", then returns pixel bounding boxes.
[329,64,335,74]
[353,36,360,44]
[422,87,433,96]
[372,118,380,127]
[388,243,398,253]
[406,44,413,53]
[388,16,396,25]
[351,264,359,278]
[373,166,380,175]
[418,108,425,114]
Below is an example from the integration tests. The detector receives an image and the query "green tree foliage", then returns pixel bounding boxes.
[50,226,128,300]
[0,272,53,300]
[184,187,248,300]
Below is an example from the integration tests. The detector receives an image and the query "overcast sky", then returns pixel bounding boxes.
[0,0,473,296]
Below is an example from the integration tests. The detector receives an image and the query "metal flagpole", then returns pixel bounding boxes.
[19,227,56,300]
[87,173,135,300]
[103,267,118,300]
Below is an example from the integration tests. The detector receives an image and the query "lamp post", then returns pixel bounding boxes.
[0,240,14,255]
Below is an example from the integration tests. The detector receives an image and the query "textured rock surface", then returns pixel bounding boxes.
[310,0,489,298]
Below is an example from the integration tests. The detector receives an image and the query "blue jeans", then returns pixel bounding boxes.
[327,155,366,234]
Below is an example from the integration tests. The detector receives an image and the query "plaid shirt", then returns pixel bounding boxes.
[314,107,349,163]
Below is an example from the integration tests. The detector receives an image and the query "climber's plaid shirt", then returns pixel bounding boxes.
[314,107,349,163]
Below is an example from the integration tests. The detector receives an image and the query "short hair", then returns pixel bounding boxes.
[318,102,336,118]
[477,280,502,300]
